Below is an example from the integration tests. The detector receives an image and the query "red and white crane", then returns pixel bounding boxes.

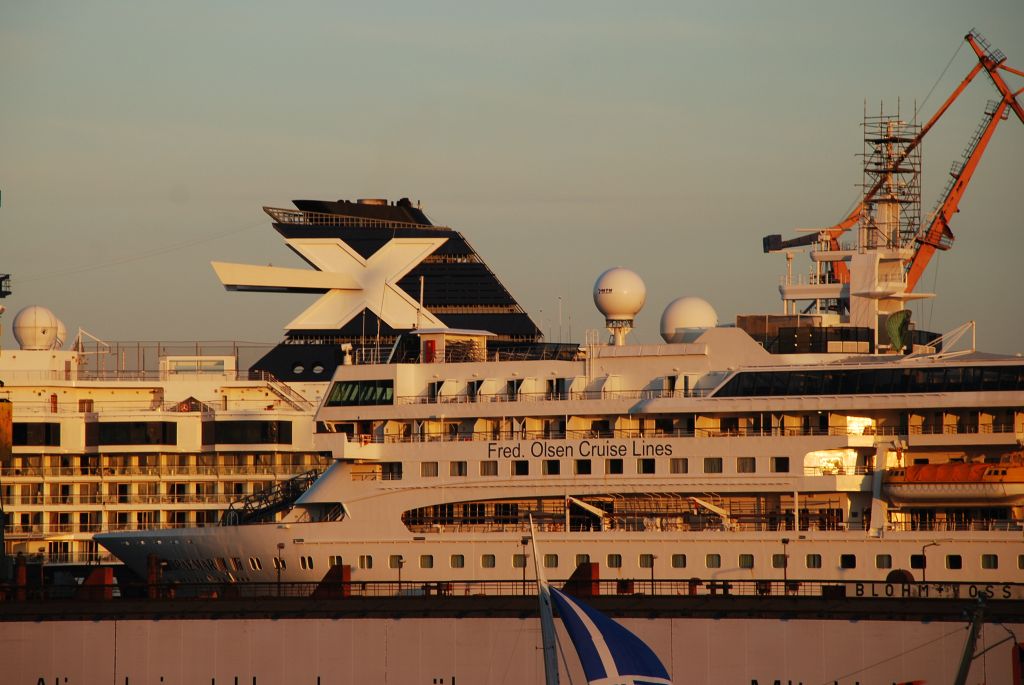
[764,30,1023,300]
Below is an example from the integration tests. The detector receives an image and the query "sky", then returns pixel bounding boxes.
[1,2,1023,354]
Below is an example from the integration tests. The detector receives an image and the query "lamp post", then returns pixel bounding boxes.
[38,547,46,600]
[276,542,285,596]
[921,542,939,583]
[781,538,790,590]
[521,536,530,595]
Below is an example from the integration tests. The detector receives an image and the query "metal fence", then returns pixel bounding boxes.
[3,578,1022,602]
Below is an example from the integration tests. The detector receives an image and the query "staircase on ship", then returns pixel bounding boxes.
[219,469,321,525]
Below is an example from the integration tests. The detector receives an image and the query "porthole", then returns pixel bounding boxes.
[312,364,325,374]
[292,363,305,374]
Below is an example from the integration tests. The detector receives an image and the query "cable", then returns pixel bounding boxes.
[16,218,266,283]
[819,625,964,685]
[918,39,967,118]
[926,253,941,332]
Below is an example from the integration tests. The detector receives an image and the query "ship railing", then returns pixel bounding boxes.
[401,518,873,535]
[884,520,1024,533]
[349,472,405,482]
[3,522,219,538]
[869,423,1017,436]
[8,578,1023,601]
[393,388,715,405]
[0,465,317,479]
[358,425,877,445]
[5,397,312,415]
[263,206,450,230]
[2,525,150,539]
[1,493,251,506]
[779,272,850,286]
[0,368,278,384]
[3,551,119,566]
[14,518,1015,541]
[803,466,872,476]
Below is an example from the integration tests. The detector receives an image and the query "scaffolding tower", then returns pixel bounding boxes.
[860,108,922,251]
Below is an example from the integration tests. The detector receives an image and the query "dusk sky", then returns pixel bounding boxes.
[2,2,1022,353]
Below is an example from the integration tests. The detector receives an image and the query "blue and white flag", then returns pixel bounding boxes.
[549,586,673,685]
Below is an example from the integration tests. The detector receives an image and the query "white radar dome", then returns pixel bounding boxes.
[12,305,60,350]
[593,267,646,321]
[660,296,718,343]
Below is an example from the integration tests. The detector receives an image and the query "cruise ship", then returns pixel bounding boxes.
[95,32,1024,589]
[0,193,551,571]
[0,329,329,567]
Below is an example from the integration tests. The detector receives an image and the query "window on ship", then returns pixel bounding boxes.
[294,502,344,523]
[325,380,395,407]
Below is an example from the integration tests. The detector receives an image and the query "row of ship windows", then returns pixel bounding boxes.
[416,456,790,478]
[12,421,294,447]
[227,551,1022,573]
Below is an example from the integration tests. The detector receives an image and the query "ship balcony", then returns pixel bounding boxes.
[0,464,313,480]
[778,276,847,302]
[1,493,250,508]
[323,425,881,459]
[903,423,1022,447]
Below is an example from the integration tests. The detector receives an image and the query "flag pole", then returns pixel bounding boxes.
[530,515,560,685]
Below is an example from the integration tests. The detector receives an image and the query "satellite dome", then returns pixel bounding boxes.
[660,296,718,343]
[12,305,60,350]
[593,267,646,321]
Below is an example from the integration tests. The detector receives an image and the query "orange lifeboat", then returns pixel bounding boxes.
[883,454,1024,505]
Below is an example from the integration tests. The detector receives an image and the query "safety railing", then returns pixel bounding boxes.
[347,425,878,445]
[263,206,449,230]
[0,464,320,479]
[1,493,245,507]
[391,388,715,406]
[4,578,1022,602]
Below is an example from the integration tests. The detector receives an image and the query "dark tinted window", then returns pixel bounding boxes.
[213,421,292,444]
[715,365,1024,397]
[325,380,395,406]
[12,423,60,446]
[90,422,176,446]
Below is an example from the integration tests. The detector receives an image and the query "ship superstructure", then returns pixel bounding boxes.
[0,330,327,566]
[0,206,548,568]
[95,30,1024,589]
[212,197,545,384]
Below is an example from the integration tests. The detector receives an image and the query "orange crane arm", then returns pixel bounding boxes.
[765,31,1021,301]
[906,99,1009,291]
[967,32,1024,125]
[770,56,988,273]
[906,32,1024,291]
